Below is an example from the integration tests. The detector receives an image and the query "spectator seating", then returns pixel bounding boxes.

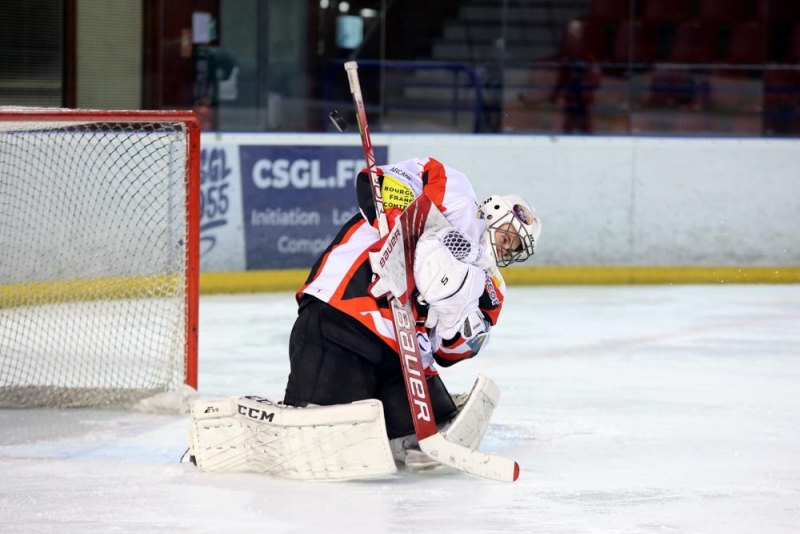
[757,0,800,22]
[611,20,662,65]
[590,0,631,21]
[699,0,749,23]
[763,22,800,134]
[724,20,767,66]
[707,20,765,130]
[642,0,690,23]
[668,20,720,63]
[647,21,720,108]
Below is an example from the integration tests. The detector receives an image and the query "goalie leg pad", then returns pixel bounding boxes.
[188,396,397,481]
[391,373,500,472]
[442,373,500,450]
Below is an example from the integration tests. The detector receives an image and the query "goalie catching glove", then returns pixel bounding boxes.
[414,227,489,343]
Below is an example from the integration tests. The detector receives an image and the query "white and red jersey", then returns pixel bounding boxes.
[297,157,506,370]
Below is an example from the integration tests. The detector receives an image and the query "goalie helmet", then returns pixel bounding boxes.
[479,194,541,267]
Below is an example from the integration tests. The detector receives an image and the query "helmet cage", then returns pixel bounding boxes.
[481,196,538,267]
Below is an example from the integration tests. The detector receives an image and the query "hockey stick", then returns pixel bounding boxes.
[344,61,519,483]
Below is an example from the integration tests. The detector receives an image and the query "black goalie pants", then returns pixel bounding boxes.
[283,296,458,440]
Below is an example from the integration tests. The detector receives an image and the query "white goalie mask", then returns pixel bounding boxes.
[479,194,541,267]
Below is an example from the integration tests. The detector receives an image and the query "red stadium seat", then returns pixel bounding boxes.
[763,18,800,62]
[647,21,719,108]
[763,66,800,134]
[591,0,631,21]
[642,0,690,23]
[668,20,720,63]
[726,20,766,64]
[757,0,800,22]
[611,20,661,63]
[763,23,800,129]
[709,21,765,116]
[699,0,749,23]
[790,22,800,62]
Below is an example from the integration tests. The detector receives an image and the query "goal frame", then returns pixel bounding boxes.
[0,108,201,391]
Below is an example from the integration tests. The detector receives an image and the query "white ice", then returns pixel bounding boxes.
[1,285,799,533]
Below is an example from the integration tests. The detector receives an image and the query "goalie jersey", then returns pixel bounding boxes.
[297,157,505,370]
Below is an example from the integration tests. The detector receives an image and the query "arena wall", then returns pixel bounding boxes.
[198,133,800,292]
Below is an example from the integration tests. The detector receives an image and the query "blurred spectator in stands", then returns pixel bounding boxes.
[763,22,800,135]
[193,47,239,131]
[548,19,603,134]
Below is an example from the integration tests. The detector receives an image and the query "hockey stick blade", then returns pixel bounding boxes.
[420,434,520,483]
[329,110,347,132]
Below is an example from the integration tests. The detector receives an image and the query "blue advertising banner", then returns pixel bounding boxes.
[239,144,388,270]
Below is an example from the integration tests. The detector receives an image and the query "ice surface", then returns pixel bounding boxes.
[1,285,799,533]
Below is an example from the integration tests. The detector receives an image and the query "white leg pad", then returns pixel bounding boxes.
[188,396,397,481]
[394,373,500,472]
[442,373,500,449]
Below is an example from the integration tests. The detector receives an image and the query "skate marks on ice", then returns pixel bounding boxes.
[0,285,799,533]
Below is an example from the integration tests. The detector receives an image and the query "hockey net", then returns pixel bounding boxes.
[0,108,200,410]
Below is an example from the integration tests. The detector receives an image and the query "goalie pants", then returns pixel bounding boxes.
[283,296,458,439]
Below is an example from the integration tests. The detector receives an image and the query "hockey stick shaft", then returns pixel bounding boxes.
[344,61,438,441]
[344,62,389,237]
[344,61,519,482]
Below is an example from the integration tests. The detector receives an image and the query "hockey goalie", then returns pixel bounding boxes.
[185,157,541,481]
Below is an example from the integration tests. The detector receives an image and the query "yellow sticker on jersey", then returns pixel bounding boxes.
[381,175,414,210]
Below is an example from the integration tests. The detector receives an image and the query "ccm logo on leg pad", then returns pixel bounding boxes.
[238,404,275,422]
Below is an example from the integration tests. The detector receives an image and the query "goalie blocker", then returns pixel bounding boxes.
[185,374,501,481]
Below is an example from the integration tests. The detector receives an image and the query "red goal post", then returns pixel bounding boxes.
[0,108,200,409]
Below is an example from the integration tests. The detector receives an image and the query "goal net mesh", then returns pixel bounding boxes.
[0,114,194,408]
